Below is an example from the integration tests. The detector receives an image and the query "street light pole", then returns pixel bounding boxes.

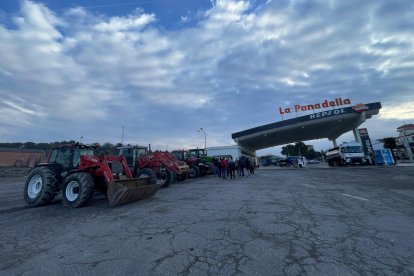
[198,128,206,150]
[120,125,125,145]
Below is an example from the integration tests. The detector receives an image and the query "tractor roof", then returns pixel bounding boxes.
[117,145,147,150]
[54,143,100,150]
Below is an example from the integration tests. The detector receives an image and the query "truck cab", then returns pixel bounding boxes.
[326,142,366,166]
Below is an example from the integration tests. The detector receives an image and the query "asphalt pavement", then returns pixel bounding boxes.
[1,165,413,275]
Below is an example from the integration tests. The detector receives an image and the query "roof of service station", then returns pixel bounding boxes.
[232,102,382,151]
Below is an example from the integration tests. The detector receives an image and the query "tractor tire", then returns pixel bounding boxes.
[158,168,173,188]
[177,172,188,181]
[204,162,214,175]
[136,168,156,185]
[62,172,94,208]
[24,166,59,207]
[194,166,201,177]
[188,166,197,178]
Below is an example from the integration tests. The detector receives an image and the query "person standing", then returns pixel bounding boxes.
[245,158,251,175]
[250,158,255,174]
[239,156,245,176]
[228,157,236,179]
[214,157,220,177]
[220,157,227,179]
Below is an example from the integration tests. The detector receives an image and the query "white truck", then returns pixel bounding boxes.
[326,142,366,166]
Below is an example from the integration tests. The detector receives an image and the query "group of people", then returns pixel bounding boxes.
[213,156,256,179]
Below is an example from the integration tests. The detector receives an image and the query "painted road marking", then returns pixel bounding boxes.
[302,184,317,188]
[342,194,369,201]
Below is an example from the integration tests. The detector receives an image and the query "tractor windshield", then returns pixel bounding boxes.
[53,148,72,169]
[119,147,147,166]
[134,148,147,158]
[72,148,95,168]
[172,151,189,160]
[172,151,182,160]
[120,149,134,166]
[188,149,205,158]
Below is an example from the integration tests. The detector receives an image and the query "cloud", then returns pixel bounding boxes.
[0,0,413,153]
[380,102,414,120]
[93,11,155,32]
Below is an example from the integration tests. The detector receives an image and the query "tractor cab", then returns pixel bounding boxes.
[47,144,98,171]
[188,148,206,158]
[171,150,190,161]
[117,146,148,169]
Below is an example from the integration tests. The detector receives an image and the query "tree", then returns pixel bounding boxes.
[383,137,397,149]
[294,142,307,156]
[281,144,296,156]
[101,142,117,155]
[281,141,322,160]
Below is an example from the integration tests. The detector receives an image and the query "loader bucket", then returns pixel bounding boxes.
[106,178,162,207]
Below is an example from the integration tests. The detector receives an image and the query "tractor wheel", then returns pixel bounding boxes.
[157,168,173,188]
[194,166,201,177]
[188,166,197,178]
[204,162,214,175]
[24,166,59,207]
[136,168,156,185]
[62,172,94,208]
[177,172,188,181]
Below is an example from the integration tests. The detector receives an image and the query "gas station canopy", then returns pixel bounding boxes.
[232,102,382,151]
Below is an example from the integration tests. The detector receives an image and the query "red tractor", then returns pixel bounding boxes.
[24,143,161,208]
[118,145,189,188]
[171,150,210,178]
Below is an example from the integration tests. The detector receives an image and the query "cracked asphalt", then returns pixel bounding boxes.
[1,165,414,275]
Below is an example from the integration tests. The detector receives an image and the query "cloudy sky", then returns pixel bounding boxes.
[0,0,413,155]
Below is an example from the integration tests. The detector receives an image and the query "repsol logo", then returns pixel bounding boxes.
[309,108,346,119]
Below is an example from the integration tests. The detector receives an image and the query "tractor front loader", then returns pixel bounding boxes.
[118,145,189,187]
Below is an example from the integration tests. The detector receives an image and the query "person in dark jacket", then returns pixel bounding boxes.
[245,158,251,175]
[213,158,220,177]
[239,157,245,176]
[228,157,236,179]
[249,158,255,174]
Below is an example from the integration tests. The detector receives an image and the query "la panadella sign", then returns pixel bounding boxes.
[278,98,352,115]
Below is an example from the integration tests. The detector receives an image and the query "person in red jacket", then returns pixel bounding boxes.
[220,158,227,179]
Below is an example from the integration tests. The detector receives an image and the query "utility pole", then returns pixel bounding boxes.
[198,128,207,150]
[121,125,125,145]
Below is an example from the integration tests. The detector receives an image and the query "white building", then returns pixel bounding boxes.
[206,145,256,161]
[396,124,414,161]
